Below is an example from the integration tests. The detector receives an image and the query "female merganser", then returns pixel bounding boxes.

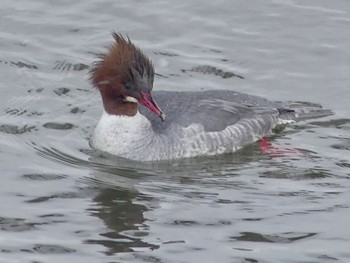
[90,32,332,161]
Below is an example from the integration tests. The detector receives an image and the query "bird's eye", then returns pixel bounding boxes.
[124,83,133,90]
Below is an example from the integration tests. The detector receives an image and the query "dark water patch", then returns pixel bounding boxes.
[273,190,328,201]
[168,73,181,77]
[216,199,235,204]
[183,191,218,199]
[73,63,89,70]
[331,142,350,151]
[216,199,251,204]
[0,217,35,232]
[312,182,344,188]
[27,88,44,93]
[76,88,91,93]
[5,108,27,116]
[324,191,342,195]
[172,219,232,227]
[280,204,348,217]
[242,218,263,221]
[0,245,74,255]
[306,204,348,213]
[25,191,85,203]
[84,238,159,254]
[280,211,310,216]
[243,258,259,263]
[43,122,74,130]
[26,196,55,203]
[0,124,36,134]
[22,173,66,181]
[233,247,253,251]
[209,48,222,53]
[0,60,38,69]
[155,72,169,78]
[301,170,333,179]
[38,213,65,218]
[53,87,70,96]
[316,254,339,261]
[20,249,34,253]
[260,168,332,180]
[33,215,67,226]
[206,220,232,226]
[162,240,186,244]
[53,60,89,71]
[4,107,45,117]
[69,28,80,32]
[28,111,44,116]
[277,191,309,197]
[173,220,199,226]
[153,51,178,57]
[182,65,244,79]
[11,61,38,69]
[32,244,76,254]
[336,161,350,168]
[231,232,316,243]
[70,107,85,114]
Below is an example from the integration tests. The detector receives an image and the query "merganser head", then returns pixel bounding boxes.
[90,32,165,121]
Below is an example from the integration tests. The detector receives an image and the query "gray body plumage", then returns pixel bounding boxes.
[92,89,332,161]
[140,90,331,133]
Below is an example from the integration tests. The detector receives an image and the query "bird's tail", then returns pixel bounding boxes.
[278,102,333,122]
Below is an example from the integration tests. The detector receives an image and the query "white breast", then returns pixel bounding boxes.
[91,111,154,160]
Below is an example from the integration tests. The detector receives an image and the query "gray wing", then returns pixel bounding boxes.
[139,90,333,133]
[139,90,280,133]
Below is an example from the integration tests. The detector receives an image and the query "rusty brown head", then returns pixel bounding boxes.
[90,32,165,121]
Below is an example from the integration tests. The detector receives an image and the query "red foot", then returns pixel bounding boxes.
[259,137,304,158]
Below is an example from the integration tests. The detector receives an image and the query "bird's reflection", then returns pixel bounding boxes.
[86,185,159,254]
[83,144,265,255]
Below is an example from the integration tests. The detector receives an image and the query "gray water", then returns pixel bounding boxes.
[0,0,349,262]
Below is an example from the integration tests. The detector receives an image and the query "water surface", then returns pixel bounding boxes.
[0,1,349,262]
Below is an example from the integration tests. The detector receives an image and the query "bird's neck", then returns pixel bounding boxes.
[99,87,138,117]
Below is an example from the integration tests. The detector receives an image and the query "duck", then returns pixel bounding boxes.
[89,32,332,161]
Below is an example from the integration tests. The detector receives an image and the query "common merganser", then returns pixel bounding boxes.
[90,32,332,161]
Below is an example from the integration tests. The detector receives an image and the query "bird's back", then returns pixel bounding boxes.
[140,90,332,134]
